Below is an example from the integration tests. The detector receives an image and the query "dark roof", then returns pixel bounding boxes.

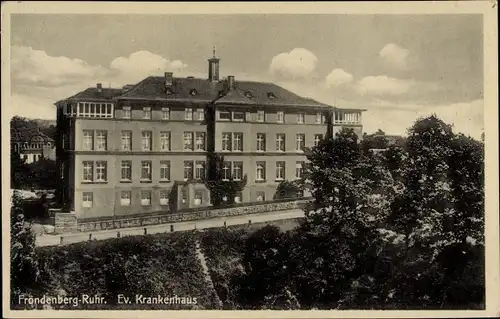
[114,76,328,108]
[116,77,223,103]
[215,81,326,108]
[64,88,123,102]
[59,76,365,112]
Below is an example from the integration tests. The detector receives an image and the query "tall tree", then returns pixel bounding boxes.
[293,128,382,308]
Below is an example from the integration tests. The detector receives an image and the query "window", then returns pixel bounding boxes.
[142,131,152,151]
[95,161,107,182]
[160,190,169,206]
[96,131,107,151]
[233,111,245,121]
[121,131,132,151]
[296,134,305,152]
[222,132,232,151]
[82,192,93,208]
[160,161,171,181]
[185,108,193,121]
[141,161,152,181]
[222,161,231,180]
[276,134,285,152]
[257,133,266,151]
[316,112,322,124]
[123,106,131,119]
[143,107,151,119]
[77,102,113,118]
[197,108,205,121]
[297,113,305,124]
[162,107,170,120]
[83,130,94,150]
[219,110,231,121]
[234,191,243,203]
[194,192,203,206]
[141,190,152,206]
[276,162,285,181]
[121,191,131,206]
[314,134,323,147]
[233,133,243,151]
[195,161,206,180]
[121,161,131,181]
[257,110,265,122]
[83,161,94,182]
[277,111,284,123]
[256,162,266,181]
[184,161,193,180]
[256,191,265,202]
[160,132,171,151]
[183,132,194,151]
[296,190,304,198]
[233,162,243,181]
[195,132,206,151]
[296,162,304,179]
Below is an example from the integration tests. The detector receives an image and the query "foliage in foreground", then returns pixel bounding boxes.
[200,116,485,310]
[13,230,217,310]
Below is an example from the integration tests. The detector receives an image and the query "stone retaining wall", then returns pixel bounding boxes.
[56,199,307,233]
[54,212,77,233]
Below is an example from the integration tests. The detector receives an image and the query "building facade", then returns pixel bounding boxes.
[55,54,364,219]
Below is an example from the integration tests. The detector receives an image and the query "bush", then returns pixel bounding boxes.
[20,231,216,310]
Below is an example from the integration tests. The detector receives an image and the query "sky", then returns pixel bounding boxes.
[9,14,484,138]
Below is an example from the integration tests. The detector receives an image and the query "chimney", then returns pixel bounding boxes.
[165,72,173,87]
[96,83,102,92]
[227,76,235,91]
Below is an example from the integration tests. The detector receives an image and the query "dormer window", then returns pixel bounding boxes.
[165,88,174,95]
[218,91,225,98]
[267,92,277,99]
[190,89,197,96]
[244,91,253,99]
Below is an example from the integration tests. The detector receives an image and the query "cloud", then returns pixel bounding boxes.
[378,43,411,70]
[109,51,188,83]
[356,76,415,96]
[325,68,354,87]
[269,48,318,80]
[11,45,106,87]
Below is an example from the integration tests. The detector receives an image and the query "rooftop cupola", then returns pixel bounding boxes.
[208,46,220,82]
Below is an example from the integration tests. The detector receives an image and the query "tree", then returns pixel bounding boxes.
[386,115,485,308]
[11,151,31,189]
[10,190,41,308]
[274,180,303,200]
[204,152,247,207]
[28,158,58,190]
[292,128,382,308]
[233,225,297,309]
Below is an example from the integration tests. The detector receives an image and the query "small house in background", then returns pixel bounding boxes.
[11,127,55,163]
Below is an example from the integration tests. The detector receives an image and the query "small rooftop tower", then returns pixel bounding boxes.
[208,46,220,82]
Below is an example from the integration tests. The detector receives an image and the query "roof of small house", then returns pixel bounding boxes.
[11,128,54,143]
